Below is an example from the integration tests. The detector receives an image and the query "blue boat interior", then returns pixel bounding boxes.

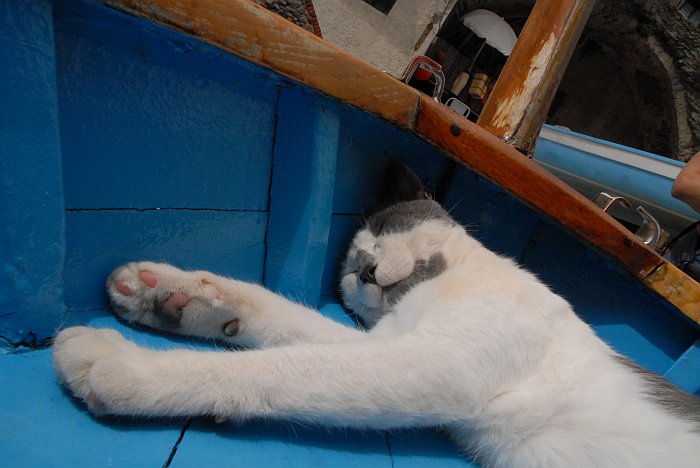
[2,1,699,466]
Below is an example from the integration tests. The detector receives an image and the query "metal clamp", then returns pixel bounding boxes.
[635,206,661,249]
[592,192,662,250]
[592,192,632,212]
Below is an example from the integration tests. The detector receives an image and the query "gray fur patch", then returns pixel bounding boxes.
[153,303,183,328]
[367,199,453,236]
[384,252,447,304]
[615,355,700,429]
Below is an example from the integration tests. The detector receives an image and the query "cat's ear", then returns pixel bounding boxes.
[377,159,430,210]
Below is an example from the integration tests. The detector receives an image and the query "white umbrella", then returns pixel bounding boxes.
[461,9,517,56]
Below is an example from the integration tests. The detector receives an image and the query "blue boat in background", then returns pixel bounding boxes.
[1,0,698,466]
[535,125,695,236]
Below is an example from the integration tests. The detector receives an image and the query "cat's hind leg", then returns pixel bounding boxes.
[108,261,363,347]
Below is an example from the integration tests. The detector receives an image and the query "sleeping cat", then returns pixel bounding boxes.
[53,161,700,467]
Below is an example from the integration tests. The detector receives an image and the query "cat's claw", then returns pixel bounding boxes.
[223,318,240,336]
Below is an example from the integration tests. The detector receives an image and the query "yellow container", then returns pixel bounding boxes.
[468,73,488,99]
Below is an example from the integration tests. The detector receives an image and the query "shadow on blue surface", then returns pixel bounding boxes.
[0,346,184,466]
[0,306,475,467]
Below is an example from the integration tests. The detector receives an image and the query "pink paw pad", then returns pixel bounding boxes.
[115,281,132,296]
[139,270,159,288]
[161,292,189,311]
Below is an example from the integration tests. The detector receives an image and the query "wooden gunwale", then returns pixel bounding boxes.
[100,0,700,326]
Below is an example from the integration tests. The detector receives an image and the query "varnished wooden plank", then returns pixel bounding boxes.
[477,0,596,155]
[101,0,420,129]
[646,264,700,325]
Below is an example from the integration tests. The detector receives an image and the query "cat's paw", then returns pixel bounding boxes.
[107,261,224,332]
[53,326,141,414]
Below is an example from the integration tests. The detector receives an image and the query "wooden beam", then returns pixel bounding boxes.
[477,0,597,156]
[645,263,700,324]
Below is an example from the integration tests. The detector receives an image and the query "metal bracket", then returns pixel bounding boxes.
[592,192,632,212]
[635,206,661,249]
[592,192,662,250]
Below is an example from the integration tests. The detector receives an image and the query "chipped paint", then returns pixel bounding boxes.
[224,35,263,60]
[487,33,556,139]
[477,0,597,155]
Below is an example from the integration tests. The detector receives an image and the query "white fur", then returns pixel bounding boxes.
[54,219,700,467]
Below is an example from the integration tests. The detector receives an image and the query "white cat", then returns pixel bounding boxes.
[54,162,700,467]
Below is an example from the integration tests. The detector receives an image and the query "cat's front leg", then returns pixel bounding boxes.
[53,326,143,414]
[54,326,468,427]
[108,261,363,347]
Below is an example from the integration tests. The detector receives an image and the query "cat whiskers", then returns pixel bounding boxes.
[446,194,469,215]
[462,221,480,234]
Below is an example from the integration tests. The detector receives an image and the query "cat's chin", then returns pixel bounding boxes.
[352,302,392,328]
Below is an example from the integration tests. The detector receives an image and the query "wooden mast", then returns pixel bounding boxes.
[477,0,598,156]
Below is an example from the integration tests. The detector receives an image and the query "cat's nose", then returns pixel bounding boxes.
[359,264,377,285]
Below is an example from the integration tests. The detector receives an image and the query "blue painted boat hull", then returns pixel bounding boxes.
[1,1,698,466]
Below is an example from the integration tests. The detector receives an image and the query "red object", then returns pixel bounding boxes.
[414,67,432,81]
